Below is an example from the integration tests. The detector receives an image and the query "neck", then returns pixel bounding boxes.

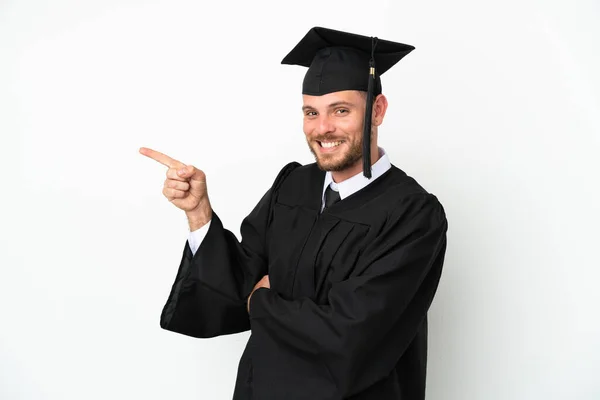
[331,146,381,183]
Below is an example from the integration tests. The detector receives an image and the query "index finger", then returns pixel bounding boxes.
[139,147,185,168]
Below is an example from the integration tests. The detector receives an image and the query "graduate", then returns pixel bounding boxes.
[140,26,448,400]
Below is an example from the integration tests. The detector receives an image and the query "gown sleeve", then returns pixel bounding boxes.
[159,161,301,339]
[248,193,448,397]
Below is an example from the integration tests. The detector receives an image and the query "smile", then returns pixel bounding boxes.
[319,141,343,148]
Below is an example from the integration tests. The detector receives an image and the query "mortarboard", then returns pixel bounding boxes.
[281,27,414,178]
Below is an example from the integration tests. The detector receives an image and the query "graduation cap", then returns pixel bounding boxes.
[281,27,414,178]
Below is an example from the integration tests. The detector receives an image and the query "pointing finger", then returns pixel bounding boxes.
[139,147,185,169]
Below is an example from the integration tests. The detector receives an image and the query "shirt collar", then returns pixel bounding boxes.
[321,147,392,209]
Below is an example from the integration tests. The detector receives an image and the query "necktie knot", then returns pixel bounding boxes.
[324,185,341,211]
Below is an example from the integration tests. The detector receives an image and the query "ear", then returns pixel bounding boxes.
[372,94,388,126]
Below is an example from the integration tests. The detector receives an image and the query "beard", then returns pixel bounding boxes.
[307,134,364,172]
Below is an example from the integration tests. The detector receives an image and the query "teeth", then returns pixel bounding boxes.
[321,141,342,148]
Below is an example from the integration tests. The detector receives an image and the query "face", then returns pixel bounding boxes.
[302,90,367,172]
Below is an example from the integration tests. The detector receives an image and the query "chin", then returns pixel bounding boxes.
[315,156,359,172]
[315,160,336,172]
[313,153,340,171]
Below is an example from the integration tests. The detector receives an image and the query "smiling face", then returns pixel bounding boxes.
[302,90,387,179]
[303,90,366,173]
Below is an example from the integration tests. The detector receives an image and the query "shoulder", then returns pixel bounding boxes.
[382,165,428,196]
[280,162,320,180]
[371,166,447,223]
[271,161,304,191]
[383,166,442,202]
[270,162,323,206]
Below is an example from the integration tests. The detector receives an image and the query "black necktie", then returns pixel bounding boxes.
[324,185,341,211]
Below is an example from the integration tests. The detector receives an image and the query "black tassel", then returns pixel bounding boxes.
[362,37,378,179]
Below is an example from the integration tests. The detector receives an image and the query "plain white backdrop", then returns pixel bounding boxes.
[1,0,599,399]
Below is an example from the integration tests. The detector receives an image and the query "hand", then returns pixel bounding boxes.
[247,275,270,313]
[139,147,212,229]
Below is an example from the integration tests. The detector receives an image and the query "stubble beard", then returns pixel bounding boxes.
[308,136,363,172]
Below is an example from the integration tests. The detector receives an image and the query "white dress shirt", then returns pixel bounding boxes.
[188,148,392,255]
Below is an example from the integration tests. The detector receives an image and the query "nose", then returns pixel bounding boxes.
[315,114,335,136]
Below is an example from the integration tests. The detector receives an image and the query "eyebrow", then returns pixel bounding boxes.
[302,101,355,112]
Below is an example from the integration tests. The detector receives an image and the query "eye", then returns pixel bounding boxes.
[335,108,349,115]
[305,111,317,117]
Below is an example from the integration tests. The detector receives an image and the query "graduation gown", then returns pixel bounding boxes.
[160,161,448,400]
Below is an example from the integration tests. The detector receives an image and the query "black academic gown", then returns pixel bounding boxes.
[160,162,448,400]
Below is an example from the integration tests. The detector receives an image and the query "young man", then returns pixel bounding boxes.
[141,27,448,400]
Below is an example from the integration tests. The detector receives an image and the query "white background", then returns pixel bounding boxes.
[1,0,599,399]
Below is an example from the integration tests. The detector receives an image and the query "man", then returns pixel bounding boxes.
[141,27,448,400]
